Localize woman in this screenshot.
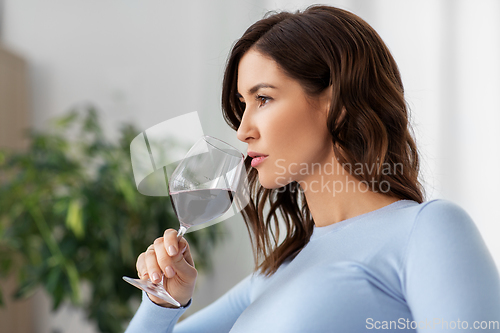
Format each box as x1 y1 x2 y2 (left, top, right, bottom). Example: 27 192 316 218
126 5 500 332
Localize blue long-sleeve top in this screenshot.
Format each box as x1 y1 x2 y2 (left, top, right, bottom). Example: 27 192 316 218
125 199 500 332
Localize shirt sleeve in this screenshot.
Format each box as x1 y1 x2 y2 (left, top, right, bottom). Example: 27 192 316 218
402 199 500 332
125 273 254 333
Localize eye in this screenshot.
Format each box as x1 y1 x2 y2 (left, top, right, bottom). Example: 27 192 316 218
256 95 272 107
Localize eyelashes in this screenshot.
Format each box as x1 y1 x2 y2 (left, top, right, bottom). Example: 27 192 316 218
238 94 273 109
256 95 271 107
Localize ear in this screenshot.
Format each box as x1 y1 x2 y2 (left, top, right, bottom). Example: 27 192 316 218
319 85 334 115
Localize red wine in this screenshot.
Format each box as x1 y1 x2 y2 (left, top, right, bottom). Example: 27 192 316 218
170 189 235 227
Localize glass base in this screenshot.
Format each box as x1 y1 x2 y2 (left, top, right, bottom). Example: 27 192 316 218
122 276 181 307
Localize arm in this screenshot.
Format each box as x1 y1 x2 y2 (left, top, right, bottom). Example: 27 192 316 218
125 292 191 333
173 273 254 332
403 200 500 332
125 273 254 333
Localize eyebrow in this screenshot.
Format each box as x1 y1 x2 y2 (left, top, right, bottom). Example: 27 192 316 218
236 83 277 98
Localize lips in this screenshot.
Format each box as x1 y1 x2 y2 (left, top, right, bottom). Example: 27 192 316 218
250 156 268 167
248 151 268 168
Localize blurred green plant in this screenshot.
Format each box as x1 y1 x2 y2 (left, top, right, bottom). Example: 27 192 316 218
0 107 224 333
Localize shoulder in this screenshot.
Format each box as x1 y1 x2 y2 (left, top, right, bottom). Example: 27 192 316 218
411 199 477 237
401 200 500 315
402 199 491 268
400 198 489 279
416 198 471 221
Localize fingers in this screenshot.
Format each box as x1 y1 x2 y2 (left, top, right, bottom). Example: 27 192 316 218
136 252 147 279
179 238 194 267
136 245 156 280
136 229 197 285
144 244 163 283
159 230 197 281
153 237 174 278
163 229 182 256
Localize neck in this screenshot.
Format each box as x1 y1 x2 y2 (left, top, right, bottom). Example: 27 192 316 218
299 156 399 228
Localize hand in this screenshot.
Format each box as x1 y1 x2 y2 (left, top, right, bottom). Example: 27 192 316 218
136 229 197 308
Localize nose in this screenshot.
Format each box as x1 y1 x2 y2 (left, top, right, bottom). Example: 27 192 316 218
236 110 258 143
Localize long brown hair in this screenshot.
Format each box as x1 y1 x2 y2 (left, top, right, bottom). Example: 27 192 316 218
221 5 424 276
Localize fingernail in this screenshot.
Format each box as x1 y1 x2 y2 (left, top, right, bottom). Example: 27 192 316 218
165 266 175 279
168 245 177 256
152 272 160 282
181 245 187 254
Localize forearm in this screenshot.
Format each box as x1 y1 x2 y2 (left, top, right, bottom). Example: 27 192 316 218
125 292 191 333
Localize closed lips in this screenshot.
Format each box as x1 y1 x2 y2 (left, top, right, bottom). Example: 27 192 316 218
247 151 268 158
248 153 268 167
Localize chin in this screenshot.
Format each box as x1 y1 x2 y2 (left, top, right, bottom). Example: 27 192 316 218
258 173 292 190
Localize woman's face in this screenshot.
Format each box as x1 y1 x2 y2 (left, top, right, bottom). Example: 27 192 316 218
236 49 334 189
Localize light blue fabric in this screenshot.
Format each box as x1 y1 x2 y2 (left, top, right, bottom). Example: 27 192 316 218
125 199 500 332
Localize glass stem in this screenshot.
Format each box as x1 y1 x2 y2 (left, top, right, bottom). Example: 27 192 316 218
177 225 188 239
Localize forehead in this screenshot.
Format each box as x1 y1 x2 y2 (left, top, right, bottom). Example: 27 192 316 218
237 49 290 92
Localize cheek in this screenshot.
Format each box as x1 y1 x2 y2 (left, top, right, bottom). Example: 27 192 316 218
278 110 328 158
278 122 332 180
256 101 330 187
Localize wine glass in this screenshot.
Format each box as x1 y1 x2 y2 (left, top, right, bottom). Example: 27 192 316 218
123 135 245 306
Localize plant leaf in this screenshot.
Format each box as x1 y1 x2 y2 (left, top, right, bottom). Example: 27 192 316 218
66 199 84 239
54 110 79 129
65 260 81 304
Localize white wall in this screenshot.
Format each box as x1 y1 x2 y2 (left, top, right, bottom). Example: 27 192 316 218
2 0 500 332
